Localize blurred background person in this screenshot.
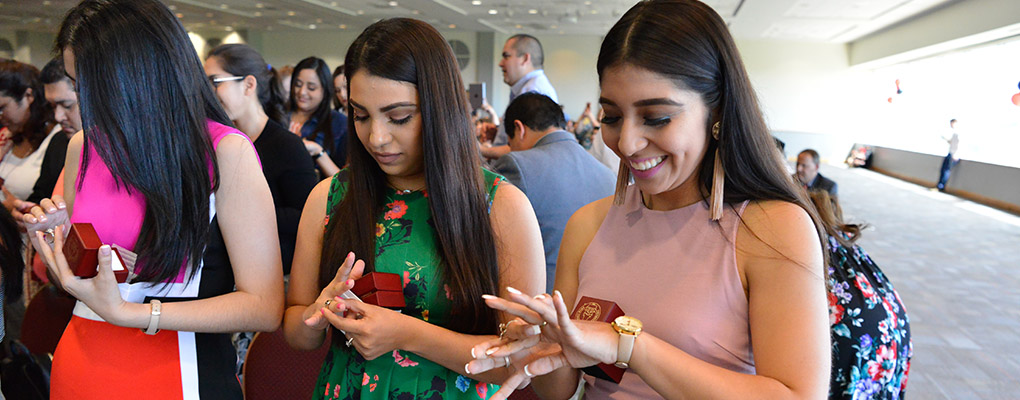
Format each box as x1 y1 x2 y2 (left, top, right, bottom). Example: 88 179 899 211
332 64 347 113
206 43 318 276
0 60 65 210
807 190 912 400
286 56 347 178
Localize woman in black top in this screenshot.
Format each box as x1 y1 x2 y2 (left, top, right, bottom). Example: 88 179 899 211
205 44 318 275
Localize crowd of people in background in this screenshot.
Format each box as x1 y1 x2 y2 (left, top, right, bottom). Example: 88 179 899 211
0 0 913 399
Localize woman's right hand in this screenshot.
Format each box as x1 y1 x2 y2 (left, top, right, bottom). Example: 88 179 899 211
302 251 365 330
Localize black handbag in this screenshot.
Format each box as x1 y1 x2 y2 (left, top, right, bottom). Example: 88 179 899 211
0 340 50 400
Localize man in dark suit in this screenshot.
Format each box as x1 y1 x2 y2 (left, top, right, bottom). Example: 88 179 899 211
492 93 615 292
796 149 838 197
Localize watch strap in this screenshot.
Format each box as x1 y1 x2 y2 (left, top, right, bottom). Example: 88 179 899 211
144 299 162 335
615 330 636 368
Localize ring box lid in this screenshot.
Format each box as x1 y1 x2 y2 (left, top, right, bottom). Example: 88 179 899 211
65 223 132 283
362 291 406 309
352 272 403 297
570 296 627 384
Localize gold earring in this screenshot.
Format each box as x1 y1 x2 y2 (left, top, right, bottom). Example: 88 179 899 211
710 122 724 221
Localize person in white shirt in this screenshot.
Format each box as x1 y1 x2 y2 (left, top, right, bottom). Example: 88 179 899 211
936 118 961 192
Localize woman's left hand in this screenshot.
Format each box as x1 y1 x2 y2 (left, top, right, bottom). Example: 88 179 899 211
34 225 128 323
321 298 412 360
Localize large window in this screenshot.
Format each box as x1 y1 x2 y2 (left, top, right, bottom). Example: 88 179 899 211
859 37 1020 168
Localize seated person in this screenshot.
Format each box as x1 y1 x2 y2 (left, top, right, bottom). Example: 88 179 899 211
492 92 615 292
796 149 838 197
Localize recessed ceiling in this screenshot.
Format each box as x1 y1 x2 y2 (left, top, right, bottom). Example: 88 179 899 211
0 0 954 42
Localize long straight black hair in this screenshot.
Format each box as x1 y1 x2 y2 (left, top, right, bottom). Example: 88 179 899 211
287 57 336 151
599 0 826 262
56 0 231 283
208 44 287 124
0 60 56 149
320 18 500 337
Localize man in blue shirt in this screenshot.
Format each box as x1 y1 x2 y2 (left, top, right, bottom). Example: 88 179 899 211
482 35 562 161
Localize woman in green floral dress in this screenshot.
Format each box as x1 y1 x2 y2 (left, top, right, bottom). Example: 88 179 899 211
282 18 546 400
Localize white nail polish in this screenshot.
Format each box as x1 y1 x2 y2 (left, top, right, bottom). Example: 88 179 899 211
506 287 522 295
471 348 477 359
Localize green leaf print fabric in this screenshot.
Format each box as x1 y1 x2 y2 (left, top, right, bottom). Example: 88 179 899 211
312 169 504 400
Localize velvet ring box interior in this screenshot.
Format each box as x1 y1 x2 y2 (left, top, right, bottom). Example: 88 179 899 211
570 296 626 383
351 272 405 309
64 223 131 283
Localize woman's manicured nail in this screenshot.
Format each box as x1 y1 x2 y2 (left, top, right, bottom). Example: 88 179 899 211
506 287 522 295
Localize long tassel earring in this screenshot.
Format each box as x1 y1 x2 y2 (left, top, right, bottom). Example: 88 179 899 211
710 121 724 221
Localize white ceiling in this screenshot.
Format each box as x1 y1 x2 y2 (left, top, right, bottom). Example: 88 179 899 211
0 0 954 42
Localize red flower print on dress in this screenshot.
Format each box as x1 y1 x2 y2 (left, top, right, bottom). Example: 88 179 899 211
325 383 330 397
403 271 410 288
384 200 408 220
828 291 845 326
393 350 420 367
854 273 877 302
376 223 385 237
362 373 369 385
334 383 342 397
475 382 488 399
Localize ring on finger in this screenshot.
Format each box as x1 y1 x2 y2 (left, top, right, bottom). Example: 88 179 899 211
324 299 332 308
498 322 508 339
503 356 511 368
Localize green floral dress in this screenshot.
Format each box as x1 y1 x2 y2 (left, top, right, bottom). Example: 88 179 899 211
313 169 504 400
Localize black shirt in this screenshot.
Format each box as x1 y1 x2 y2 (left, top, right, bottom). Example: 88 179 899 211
27 129 70 204
253 120 319 274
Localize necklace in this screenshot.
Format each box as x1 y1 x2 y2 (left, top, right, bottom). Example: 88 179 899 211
391 183 426 195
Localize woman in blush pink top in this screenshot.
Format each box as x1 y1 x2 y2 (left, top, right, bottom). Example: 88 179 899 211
468 1 831 399
20 1 283 398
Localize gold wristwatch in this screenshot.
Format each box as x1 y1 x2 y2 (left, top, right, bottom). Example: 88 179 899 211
611 316 643 369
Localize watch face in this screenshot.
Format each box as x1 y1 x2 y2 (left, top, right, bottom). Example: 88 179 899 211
613 316 643 334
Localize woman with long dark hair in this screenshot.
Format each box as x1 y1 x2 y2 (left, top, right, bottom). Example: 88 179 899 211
282 18 545 399
0 60 67 209
468 1 830 399
807 190 912 400
21 0 283 398
287 56 348 177
205 43 318 274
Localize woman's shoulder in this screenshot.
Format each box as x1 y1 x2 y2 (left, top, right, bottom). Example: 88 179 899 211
736 199 823 275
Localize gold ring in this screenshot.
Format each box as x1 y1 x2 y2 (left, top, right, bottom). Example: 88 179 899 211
540 321 547 327
498 322 508 339
324 299 332 308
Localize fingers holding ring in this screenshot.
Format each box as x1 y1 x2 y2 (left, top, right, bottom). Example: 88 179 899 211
324 299 332 309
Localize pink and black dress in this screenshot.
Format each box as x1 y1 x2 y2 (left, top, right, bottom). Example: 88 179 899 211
50 121 251 399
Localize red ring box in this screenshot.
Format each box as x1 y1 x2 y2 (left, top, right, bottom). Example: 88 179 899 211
352 272 405 309
64 223 130 283
570 296 626 383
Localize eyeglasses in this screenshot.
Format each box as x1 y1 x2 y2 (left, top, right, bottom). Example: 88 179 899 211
209 75 245 88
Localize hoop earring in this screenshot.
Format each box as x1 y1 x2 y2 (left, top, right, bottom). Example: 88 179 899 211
710 121 724 221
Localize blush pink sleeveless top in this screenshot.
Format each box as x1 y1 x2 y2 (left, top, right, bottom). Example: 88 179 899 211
575 185 755 399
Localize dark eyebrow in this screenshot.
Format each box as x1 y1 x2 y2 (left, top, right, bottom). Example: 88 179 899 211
599 97 683 108
634 98 683 107
349 99 366 111
380 102 416 113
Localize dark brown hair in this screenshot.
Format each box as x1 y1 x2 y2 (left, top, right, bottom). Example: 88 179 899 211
0 60 56 149
208 43 287 124
320 18 499 338
599 0 826 262
807 190 864 247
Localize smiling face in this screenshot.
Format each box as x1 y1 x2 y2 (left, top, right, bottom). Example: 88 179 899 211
349 70 424 189
0 92 31 133
292 68 324 114
599 63 712 207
